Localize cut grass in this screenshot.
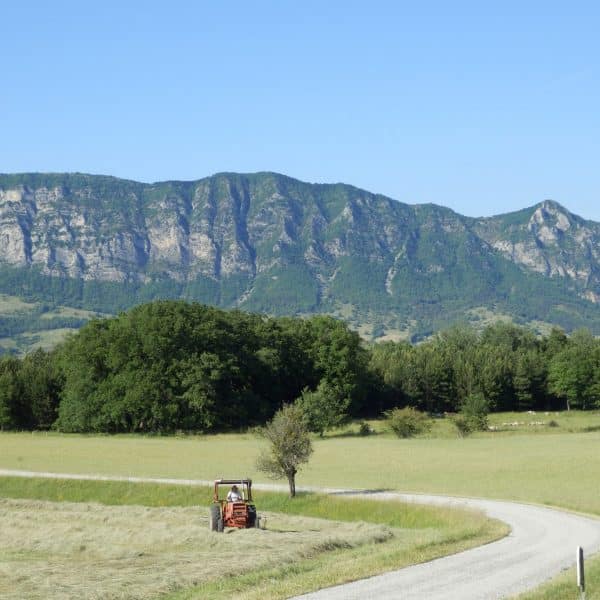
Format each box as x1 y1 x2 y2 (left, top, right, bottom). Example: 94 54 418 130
0 477 505 600
0 497 390 600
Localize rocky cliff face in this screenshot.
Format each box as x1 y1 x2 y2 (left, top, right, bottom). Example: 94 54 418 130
0 172 599 334
472 200 600 303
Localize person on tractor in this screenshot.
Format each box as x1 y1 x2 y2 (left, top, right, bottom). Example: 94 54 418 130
227 485 243 502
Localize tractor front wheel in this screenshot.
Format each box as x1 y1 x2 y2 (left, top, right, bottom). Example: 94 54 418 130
209 504 222 532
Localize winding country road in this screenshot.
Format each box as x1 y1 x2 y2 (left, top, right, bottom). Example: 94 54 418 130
294 492 600 599
1 469 599 599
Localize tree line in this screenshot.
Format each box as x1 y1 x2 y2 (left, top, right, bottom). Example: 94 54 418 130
1 300 599 433
370 324 600 414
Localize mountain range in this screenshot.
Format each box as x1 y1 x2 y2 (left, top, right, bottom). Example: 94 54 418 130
1 171 600 350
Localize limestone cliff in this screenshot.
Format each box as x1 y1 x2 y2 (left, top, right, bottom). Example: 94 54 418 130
1 172 599 336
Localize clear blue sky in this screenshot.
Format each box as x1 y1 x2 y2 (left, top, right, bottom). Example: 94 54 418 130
2 1 599 219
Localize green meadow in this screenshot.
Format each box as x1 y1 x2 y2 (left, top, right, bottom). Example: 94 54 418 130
1 412 600 598
2 415 600 514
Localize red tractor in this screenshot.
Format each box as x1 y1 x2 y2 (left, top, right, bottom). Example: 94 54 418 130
209 478 258 532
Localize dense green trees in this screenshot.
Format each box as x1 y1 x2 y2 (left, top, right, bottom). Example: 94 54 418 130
547 329 600 410
370 322 600 415
2 300 600 433
54 303 368 433
0 349 61 430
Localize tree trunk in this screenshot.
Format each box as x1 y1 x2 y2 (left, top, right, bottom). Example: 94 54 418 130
287 472 296 498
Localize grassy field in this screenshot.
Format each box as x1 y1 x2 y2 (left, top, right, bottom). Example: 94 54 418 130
0 294 103 320
1 413 600 598
0 477 502 600
2 415 600 515
0 327 79 353
0 294 38 313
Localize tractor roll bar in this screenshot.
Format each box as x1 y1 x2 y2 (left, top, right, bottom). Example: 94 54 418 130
213 478 253 502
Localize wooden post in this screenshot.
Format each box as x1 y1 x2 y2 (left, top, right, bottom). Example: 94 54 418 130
577 546 585 599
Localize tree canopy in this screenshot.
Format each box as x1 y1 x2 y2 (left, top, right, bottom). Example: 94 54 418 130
256 403 313 497
2 301 600 434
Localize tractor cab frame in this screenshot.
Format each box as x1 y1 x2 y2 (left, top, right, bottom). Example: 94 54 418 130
209 478 258 531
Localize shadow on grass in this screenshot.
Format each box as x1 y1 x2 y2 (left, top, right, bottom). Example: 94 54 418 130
331 489 393 496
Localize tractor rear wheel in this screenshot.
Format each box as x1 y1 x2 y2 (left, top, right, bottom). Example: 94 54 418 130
209 504 221 532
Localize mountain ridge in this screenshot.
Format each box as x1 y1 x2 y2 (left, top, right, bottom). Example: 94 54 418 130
0 170 581 218
1 171 599 345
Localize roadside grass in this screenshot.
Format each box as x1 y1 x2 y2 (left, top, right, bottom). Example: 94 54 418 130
0 477 505 600
518 554 600 600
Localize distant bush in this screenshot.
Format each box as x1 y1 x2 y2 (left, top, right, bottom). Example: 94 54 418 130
452 414 474 437
547 419 559 428
462 393 490 430
452 393 490 437
358 421 372 436
386 407 431 438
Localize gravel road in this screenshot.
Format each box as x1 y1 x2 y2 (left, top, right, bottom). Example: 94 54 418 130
294 492 600 599
1 469 599 599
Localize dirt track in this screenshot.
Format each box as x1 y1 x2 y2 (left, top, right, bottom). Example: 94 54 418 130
2 469 599 599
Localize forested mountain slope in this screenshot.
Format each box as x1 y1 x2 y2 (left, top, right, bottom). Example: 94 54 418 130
1 171 599 346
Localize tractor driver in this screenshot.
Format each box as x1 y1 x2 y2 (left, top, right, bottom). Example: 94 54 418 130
227 485 243 502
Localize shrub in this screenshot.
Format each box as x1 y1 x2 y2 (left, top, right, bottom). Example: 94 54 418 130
452 414 473 437
385 407 431 438
547 419 559 428
460 392 490 432
358 421 372 436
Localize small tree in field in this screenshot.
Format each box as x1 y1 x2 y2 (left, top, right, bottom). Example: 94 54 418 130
256 404 313 497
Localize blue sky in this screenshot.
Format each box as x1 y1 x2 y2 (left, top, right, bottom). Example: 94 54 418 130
2 1 599 219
